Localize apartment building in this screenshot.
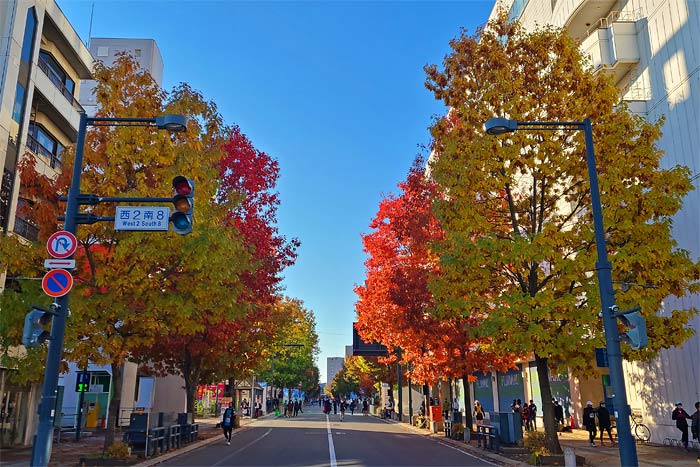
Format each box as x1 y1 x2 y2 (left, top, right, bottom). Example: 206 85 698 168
327 357 345 388
0 0 92 445
487 0 699 443
79 37 163 115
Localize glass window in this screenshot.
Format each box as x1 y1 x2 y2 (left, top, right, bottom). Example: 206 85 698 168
20 8 37 63
12 83 25 123
39 51 67 82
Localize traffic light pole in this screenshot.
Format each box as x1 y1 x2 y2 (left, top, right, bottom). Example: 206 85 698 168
31 112 88 467
30 113 187 466
582 119 638 467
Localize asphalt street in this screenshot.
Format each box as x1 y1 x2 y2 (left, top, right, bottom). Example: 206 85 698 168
163 405 497 467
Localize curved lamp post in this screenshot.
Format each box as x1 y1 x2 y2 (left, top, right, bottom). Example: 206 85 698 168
32 113 186 467
484 117 638 467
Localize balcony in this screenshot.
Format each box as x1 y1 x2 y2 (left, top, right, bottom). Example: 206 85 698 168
14 216 39 242
37 56 83 112
26 133 62 169
581 12 640 86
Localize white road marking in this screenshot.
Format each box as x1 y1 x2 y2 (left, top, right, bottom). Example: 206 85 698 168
437 441 500 466
326 414 337 467
212 428 272 466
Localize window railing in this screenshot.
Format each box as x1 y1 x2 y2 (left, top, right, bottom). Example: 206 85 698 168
37 57 84 112
14 216 39 242
26 133 61 169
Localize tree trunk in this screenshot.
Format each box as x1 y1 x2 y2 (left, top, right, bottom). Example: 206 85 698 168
104 363 123 449
534 354 562 454
182 348 199 417
462 373 473 432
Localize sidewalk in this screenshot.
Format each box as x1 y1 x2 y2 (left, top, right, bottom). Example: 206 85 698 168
383 417 700 467
0 415 260 467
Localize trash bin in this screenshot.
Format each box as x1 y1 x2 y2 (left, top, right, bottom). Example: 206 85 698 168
430 405 443 422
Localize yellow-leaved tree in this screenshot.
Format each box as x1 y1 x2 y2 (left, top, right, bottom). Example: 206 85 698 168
425 14 698 453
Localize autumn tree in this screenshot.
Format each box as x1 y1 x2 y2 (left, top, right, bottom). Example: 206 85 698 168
355 156 515 430
425 13 698 453
10 54 252 448
256 297 320 398
145 124 300 412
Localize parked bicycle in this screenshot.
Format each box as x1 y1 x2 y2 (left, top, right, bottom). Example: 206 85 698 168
612 413 651 442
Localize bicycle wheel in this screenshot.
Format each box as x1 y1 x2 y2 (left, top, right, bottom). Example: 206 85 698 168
635 423 651 442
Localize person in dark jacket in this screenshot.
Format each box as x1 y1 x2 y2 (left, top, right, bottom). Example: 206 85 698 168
221 402 235 445
597 401 615 446
672 401 692 449
553 400 565 431
583 401 597 446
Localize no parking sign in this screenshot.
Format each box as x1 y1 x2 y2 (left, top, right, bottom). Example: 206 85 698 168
42 269 73 298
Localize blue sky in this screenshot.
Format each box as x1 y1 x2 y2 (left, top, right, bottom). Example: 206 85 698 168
57 0 494 382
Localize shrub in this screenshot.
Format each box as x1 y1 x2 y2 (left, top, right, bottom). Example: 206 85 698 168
451 423 465 440
105 442 131 459
523 430 550 454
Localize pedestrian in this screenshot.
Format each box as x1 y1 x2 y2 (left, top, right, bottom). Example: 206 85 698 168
583 401 597 446
293 399 300 417
324 398 331 415
522 404 531 431
287 399 294 418
473 400 485 427
693 402 700 464
597 401 615 446
362 399 369 416
529 400 538 431
672 401 692 449
442 399 450 422
333 398 338 414
553 400 565 431
452 398 460 421
222 402 235 445
340 399 346 421
350 399 356 415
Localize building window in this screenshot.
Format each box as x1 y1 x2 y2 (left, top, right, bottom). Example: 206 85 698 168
20 8 37 64
0 169 13 231
97 46 109 57
12 83 26 123
134 49 141 57
27 123 63 169
14 198 39 242
38 50 75 96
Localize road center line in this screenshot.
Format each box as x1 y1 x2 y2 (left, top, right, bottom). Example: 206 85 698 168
212 428 272 466
326 414 337 467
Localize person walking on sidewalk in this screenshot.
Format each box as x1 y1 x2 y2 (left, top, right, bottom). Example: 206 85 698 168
597 401 615 446
583 401 597 446
528 400 538 431
222 402 235 445
693 402 700 463
473 401 485 426
672 401 692 449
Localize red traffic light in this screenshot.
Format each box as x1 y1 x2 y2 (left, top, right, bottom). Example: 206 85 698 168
173 176 193 196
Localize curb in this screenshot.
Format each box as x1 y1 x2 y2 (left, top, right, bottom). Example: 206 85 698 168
376 416 529 467
132 414 271 467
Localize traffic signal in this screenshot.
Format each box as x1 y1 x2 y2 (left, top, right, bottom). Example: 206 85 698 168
22 305 56 348
619 311 648 350
171 176 194 235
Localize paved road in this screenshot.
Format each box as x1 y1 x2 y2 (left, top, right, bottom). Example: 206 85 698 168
164 405 496 467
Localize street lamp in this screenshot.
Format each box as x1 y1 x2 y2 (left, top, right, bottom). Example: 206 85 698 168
484 117 638 467
31 113 186 467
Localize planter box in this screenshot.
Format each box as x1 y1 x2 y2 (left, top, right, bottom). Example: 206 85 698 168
536 454 585 466
79 458 130 467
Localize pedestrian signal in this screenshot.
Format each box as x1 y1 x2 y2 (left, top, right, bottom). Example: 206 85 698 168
22 304 58 348
619 311 648 350
171 176 194 235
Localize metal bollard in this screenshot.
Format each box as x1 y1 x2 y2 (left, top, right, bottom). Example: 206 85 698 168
564 447 576 467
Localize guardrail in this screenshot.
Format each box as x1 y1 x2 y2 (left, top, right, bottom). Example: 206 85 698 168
476 424 499 451
37 57 84 112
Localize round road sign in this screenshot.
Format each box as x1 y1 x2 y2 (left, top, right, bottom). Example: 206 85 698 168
42 269 74 298
47 231 78 259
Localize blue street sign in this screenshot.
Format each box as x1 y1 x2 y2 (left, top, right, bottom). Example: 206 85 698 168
41 269 73 298
75 371 90 392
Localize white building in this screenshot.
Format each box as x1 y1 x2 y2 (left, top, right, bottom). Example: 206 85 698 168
0 0 92 446
326 357 344 388
489 0 700 443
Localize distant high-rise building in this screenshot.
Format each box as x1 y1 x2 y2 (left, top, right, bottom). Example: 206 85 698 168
326 357 344 388
79 37 163 115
